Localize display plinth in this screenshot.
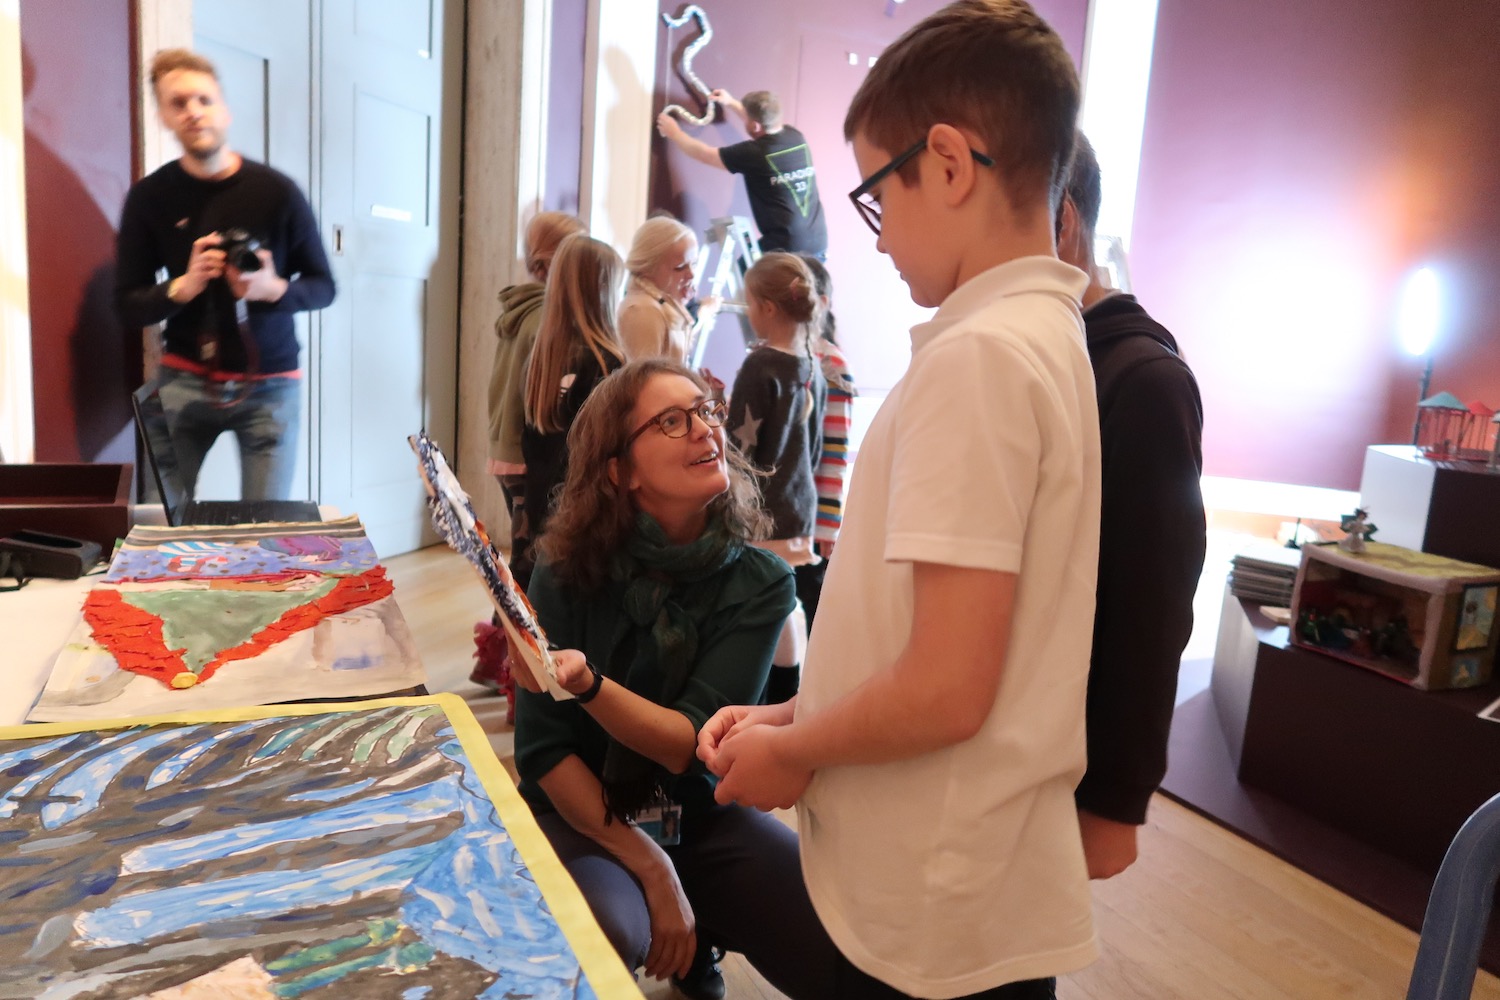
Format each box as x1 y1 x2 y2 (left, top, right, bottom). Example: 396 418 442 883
0 464 132 554
1360 444 1500 569
1213 594 1500 871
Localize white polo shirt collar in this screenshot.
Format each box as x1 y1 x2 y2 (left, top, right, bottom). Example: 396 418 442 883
910 255 1088 354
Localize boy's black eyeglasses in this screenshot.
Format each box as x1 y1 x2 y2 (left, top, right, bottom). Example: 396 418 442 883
624 399 729 449
849 138 996 235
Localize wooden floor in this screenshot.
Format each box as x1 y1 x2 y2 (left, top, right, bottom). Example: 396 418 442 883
386 545 1500 1000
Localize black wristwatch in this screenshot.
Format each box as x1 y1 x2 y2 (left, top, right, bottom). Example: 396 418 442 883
574 660 604 705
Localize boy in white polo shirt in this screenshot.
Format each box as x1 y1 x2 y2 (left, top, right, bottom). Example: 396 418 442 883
698 2 1100 997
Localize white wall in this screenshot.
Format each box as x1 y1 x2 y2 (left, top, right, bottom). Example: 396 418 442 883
458 0 551 530
0 0 32 463
580 0 657 251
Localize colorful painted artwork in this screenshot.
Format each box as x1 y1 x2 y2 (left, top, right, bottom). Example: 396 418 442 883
659 5 718 125
29 518 424 724
409 433 569 701
0 695 641 1000
1457 584 1497 652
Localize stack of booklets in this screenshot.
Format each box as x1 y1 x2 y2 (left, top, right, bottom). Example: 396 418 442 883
1229 545 1303 607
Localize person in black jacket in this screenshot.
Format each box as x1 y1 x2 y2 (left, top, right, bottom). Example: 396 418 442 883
115 49 334 501
1057 131 1207 878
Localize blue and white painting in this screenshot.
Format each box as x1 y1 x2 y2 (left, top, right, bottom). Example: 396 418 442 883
0 702 621 999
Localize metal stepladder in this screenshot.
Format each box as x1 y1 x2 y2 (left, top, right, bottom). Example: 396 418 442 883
686 215 761 369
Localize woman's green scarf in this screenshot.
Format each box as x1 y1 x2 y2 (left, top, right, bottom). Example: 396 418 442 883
600 510 742 820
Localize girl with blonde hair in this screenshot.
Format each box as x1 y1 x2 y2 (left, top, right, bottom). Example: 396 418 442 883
619 215 719 363
475 211 585 703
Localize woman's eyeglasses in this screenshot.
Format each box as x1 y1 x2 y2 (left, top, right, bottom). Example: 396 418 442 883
624 399 728 449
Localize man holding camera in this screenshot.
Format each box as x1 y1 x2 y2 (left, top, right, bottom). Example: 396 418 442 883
115 48 334 501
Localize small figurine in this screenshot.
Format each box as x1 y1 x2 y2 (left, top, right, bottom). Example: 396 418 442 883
1338 507 1378 554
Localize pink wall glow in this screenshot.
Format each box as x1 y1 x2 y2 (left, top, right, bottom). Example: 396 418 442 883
1130 0 1500 490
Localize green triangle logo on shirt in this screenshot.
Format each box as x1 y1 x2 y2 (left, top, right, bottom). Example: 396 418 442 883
766 144 815 219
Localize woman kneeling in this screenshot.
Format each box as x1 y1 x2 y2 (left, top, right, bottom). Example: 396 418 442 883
511 358 836 999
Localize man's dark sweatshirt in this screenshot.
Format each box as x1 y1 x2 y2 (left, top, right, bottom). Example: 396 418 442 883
1075 293 1207 825
114 159 335 374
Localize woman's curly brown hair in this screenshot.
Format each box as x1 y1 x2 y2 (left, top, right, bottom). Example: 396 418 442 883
537 358 768 592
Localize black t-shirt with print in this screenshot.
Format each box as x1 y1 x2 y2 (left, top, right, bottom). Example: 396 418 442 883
719 125 828 255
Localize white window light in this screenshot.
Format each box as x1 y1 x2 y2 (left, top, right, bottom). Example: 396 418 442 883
1078 0 1161 252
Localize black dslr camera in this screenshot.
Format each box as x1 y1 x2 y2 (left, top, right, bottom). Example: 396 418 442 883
218 228 264 272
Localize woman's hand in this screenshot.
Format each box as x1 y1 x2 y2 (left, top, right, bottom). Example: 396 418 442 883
639 857 697 981
550 648 595 697
504 639 597 699
534 760 697 979
503 632 546 694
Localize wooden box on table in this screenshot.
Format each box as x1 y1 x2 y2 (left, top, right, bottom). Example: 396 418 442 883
0 463 132 555
1290 540 1500 690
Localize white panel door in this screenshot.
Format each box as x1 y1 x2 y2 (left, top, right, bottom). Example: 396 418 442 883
191 0 315 502
318 0 460 555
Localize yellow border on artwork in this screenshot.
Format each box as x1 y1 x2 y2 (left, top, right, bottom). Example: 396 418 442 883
0 693 645 999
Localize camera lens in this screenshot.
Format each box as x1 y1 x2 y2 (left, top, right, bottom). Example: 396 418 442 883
219 229 263 272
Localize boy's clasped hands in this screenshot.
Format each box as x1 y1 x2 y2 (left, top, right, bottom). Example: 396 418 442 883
697 701 811 810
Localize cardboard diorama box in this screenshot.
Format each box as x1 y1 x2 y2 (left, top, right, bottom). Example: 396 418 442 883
1290 541 1500 690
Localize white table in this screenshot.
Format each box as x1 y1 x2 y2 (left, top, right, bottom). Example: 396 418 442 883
1 504 361 725
1 574 93 724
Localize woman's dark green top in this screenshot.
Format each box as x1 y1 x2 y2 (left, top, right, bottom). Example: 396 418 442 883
514 542 795 818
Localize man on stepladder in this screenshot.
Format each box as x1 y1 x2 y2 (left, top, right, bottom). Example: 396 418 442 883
657 90 829 259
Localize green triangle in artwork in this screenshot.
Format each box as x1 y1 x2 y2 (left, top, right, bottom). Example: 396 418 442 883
767 144 814 219
122 580 339 674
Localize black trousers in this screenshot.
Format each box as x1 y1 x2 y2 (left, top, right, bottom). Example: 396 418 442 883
537 806 1059 1000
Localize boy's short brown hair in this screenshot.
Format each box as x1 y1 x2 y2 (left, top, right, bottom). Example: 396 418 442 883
149 48 219 100
742 91 783 131
844 0 1079 216
1063 131 1102 237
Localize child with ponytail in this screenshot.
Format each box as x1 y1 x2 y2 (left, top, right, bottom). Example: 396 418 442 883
796 253 857 631
728 251 828 703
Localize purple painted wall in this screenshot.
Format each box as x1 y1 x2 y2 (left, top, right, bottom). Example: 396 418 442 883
544 0 587 215
650 0 1089 391
20 0 137 464
1130 0 1500 490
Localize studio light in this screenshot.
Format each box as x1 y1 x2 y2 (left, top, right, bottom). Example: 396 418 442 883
1398 265 1441 358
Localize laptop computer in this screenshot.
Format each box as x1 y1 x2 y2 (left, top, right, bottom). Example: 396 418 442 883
130 381 323 527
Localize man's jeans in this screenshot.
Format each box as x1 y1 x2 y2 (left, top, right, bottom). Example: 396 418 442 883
157 367 301 501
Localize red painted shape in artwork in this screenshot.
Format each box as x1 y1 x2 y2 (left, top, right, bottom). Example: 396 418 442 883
81 589 190 685
83 567 396 689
